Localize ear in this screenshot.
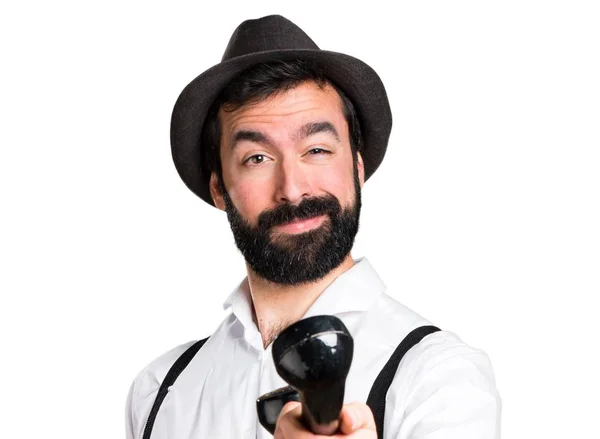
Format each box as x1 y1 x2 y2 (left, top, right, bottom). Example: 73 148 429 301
356 152 365 188
209 172 226 211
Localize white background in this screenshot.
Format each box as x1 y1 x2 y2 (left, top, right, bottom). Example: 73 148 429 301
1 1 598 438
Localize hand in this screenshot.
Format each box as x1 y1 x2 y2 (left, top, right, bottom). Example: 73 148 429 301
273 401 377 438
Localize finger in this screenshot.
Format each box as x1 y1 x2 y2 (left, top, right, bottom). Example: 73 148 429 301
338 402 377 435
280 400 301 417
274 401 305 439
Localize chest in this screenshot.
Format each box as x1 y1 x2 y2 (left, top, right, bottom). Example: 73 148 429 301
149 334 397 439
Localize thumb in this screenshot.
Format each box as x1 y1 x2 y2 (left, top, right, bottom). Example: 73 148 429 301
279 401 301 418
338 402 377 434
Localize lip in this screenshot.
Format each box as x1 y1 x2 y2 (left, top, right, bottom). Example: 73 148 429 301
271 215 327 234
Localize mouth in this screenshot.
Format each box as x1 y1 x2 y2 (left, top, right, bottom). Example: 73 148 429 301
271 215 328 235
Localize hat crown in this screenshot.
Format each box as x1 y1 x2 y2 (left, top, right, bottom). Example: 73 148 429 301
222 15 320 61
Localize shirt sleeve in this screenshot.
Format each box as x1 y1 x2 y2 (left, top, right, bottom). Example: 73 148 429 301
125 378 137 439
390 348 501 439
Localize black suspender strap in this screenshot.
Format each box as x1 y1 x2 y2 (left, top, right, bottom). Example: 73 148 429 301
366 325 441 439
142 337 210 439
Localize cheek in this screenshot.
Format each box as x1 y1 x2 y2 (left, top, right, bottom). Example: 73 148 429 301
331 148 358 202
316 165 356 205
227 179 272 222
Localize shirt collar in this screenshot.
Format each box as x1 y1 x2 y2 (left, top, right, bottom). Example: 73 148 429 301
222 257 386 328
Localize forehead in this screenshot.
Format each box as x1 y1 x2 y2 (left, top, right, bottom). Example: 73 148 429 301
218 81 346 136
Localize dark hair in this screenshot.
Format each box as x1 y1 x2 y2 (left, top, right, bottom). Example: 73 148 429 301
201 59 364 185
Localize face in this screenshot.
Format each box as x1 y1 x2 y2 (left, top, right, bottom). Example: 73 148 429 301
210 81 365 285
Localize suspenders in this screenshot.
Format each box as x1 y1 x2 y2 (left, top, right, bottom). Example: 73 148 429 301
367 325 441 439
142 338 210 439
143 325 441 439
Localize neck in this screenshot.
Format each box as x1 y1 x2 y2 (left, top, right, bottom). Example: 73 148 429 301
246 254 356 349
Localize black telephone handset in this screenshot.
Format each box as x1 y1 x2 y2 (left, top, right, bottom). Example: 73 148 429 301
256 315 354 435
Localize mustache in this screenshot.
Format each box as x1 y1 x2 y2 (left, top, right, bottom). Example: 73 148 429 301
257 195 341 230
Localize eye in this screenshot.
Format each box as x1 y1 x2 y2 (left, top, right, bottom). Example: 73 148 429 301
243 154 269 166
307 148 331 155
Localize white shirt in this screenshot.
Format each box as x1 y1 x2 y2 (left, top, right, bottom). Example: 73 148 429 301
125 258 501 438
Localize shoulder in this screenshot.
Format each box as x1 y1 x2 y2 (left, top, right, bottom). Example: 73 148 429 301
125 341 197 438
125 339 199 438
395 329 499 398
127 312 237 400
367 290 496 382
362 290 501 437
133 340 199 391
124 311 237 438
385 325 501 437
361 291 497 388
374 293 498 401
357 291 434 351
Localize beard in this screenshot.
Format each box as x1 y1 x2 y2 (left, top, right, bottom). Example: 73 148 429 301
219 168 362 285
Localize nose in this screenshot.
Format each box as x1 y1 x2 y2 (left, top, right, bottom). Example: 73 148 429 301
274 158 312 205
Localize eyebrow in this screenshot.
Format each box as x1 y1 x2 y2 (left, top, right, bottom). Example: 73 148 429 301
231 130 273 150
230 121 340 151
294 121 340 142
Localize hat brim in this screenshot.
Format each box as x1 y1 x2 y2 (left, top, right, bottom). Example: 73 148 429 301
170 49 392 207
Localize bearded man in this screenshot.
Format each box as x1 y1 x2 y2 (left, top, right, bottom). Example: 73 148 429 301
126 15 501 439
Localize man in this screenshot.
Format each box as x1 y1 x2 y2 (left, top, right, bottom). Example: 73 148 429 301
125 15 501 439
